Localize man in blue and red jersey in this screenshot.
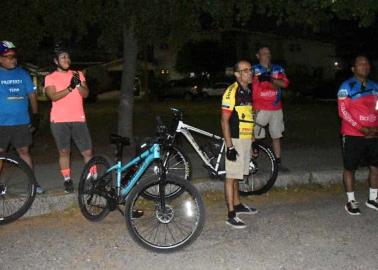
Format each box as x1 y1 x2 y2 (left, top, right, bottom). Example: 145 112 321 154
252 46 289 171
338 55 378 215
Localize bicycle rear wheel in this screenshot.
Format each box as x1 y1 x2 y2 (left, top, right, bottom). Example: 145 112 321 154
78 156 113 221
0 154 36 225
125 175 205 253
239 141 278 196
142 145 192 200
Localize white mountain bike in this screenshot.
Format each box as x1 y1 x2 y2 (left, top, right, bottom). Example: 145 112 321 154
157 108 278 196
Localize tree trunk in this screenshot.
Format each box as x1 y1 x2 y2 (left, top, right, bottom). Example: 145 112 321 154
118 23 138 139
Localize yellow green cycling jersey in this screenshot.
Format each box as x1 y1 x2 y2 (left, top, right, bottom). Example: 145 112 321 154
222 82 254 139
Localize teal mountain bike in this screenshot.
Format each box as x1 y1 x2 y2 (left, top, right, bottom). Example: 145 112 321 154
78 134 205 253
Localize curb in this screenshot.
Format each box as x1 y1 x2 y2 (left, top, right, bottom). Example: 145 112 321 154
25 192 77 218
21 168 369 219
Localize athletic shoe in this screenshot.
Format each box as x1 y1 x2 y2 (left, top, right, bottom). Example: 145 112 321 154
226 216 247 229
234 203 258 216
278 163 290 172
64 180 74 194
365 199 378 211
36 185 45 194
345 201 361 215
277 158 290 172
0 184 6 195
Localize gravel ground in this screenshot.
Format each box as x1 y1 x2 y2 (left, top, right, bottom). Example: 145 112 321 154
1 187 377 270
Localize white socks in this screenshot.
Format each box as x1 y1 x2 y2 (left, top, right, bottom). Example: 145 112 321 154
347 189 378 202
346 192 355 202
369 188 378 201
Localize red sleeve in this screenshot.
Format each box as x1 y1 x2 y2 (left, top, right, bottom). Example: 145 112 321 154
337 97 362 130
274 72 289 88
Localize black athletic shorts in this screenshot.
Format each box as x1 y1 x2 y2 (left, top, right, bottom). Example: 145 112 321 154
0 125 32 150
342 135 378 170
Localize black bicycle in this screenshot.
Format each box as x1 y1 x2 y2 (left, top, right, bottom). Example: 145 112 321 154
0 154 37 225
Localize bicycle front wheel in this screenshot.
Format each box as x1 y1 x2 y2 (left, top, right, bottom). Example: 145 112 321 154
239 141 278 196
0 154 36 225
142 145 192 200
125 175 205 253
78 156 113 222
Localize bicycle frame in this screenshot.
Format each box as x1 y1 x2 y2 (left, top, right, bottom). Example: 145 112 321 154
172 120 226 176
105 143 161 197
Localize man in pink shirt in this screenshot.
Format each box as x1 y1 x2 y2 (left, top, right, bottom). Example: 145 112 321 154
44 46 94 193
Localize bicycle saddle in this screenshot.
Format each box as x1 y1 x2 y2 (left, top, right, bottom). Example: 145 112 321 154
109 134 130 146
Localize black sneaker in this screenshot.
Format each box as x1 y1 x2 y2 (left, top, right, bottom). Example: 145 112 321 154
345 201 361 215
365 199 378 211
278 163 290 172
234 203 258 216
277 158 290 172
226 216 247 229
64 180 74 194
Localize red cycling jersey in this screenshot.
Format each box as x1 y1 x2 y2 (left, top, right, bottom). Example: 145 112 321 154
252 64 289 111
337 77 378 136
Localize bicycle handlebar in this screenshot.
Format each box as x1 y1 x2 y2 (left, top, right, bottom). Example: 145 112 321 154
170 107 183 121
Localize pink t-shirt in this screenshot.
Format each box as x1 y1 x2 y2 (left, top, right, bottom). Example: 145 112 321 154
45 70 86 123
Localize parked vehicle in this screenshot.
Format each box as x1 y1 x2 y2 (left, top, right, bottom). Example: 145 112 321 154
158 79 203 100
202 82 229 97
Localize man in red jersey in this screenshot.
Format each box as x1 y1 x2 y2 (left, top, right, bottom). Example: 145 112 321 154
252 46 289 171
337 54 378 215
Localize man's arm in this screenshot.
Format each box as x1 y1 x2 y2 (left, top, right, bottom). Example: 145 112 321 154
28 92 38 114
77 81 89 98
338 97 375 136
272 78 287 88
272 72 289 89
221 111 233 148
45 85 72 101
28 92 40 131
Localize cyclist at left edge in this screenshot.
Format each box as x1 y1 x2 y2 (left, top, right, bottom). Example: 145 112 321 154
0 40 44 194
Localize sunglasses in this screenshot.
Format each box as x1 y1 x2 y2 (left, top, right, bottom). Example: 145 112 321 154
0 54 17 60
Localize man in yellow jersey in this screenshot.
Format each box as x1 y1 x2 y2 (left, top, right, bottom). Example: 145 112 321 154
221 60 258 229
